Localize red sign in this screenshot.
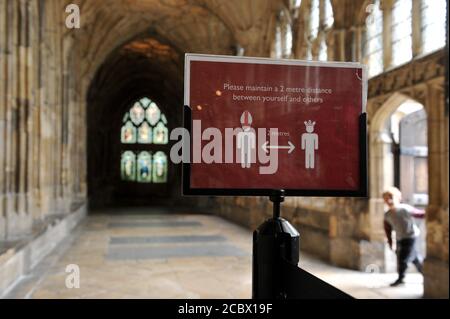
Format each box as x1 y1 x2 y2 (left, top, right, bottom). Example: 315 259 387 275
184 54 367 195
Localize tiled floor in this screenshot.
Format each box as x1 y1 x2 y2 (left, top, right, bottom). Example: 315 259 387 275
4 210 423 299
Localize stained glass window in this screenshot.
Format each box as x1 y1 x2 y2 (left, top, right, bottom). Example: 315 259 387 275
137 151 152 183
153 151 168 183
161 114 168 125
146 102 161 126
121 121 136 144
130 102 145 125
421 0 447 54
153 122 168 145
121 151 136 181
140 97 151 107
120 97 169 183
138 122 152 144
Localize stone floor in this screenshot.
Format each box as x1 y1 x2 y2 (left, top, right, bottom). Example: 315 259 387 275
3 208 423 299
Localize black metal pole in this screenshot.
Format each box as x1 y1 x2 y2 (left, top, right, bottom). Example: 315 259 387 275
253 189 298 299
270 189 285 219
253 190 353 299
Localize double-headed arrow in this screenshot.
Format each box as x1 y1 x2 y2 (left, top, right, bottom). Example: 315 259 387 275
262 141 296 154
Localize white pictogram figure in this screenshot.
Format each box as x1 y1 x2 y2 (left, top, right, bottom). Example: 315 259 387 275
301 120 319 169
237 111 256 168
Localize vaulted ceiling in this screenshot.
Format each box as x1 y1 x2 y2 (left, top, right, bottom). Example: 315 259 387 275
66 0 283 89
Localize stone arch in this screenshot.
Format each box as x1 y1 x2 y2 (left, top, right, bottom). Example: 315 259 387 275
369 92 427 197
356 0 375 26
368 92 429 270
81 11 238 208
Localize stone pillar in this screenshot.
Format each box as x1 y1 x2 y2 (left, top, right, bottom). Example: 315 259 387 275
292 5 307 59
424 83 449 298
381 0 393 71
328 0 366 63
353 25 364 63
5 0 21 239
368 130 396 271
39 0 58 219
411 0 422 58
16 0 33 234
50 0 62 214
28 0 41 222
329 28 346 61
0 0 6 240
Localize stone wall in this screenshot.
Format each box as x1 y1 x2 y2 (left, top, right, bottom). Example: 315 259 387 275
213 196 376 270
0 0 86 241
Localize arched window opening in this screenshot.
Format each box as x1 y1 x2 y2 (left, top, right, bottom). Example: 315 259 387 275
324 0 334 29
371 97 428 272
364 0 383 77
421 0 447 54
310 0 320 39
153 151 168 183
121 151 136 182
391 0 412 67
120 97 169 184
390 101 428 265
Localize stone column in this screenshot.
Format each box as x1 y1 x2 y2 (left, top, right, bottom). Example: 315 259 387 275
381 0 393 71
292 4 308 59
0 0 6 240
411 0 422 58
369 129 396 271
39 0 58 219
16 0 33 235
329 28 347 61
353 25 364 63
329 0 366 62
28 0 41 222
424 83 449 298
54 0 63 213
5 0 21 239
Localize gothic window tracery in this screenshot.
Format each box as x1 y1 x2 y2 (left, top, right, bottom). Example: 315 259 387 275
120 97 169 183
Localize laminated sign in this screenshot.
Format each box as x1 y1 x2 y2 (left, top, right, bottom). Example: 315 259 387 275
183 54 368 197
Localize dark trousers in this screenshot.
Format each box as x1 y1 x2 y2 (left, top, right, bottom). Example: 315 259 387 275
397 237 423 279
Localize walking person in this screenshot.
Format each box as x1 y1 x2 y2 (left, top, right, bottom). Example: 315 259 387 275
382 187 425 286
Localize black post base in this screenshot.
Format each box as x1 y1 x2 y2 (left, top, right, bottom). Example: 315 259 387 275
252 190 353 299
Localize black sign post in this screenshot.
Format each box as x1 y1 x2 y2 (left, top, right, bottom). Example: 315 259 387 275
252 189 352 299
